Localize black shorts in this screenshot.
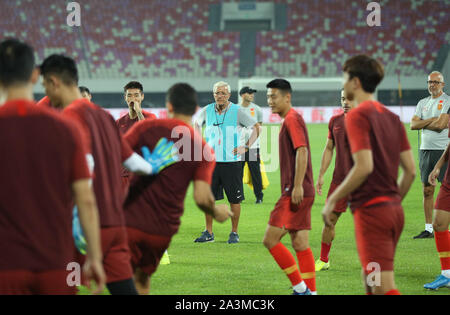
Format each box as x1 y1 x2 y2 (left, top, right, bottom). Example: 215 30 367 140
419 150 448 185
212 162 244 204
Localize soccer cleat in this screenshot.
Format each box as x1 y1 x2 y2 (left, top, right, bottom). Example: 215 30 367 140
255 199 263 204
413 230 434 239
424 275 450 290
194 230 215 243
227 232 240 244
292 288 312 295
160 250 170 265
315 259 330 271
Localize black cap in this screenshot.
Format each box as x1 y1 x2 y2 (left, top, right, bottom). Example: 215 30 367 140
239 86 257 95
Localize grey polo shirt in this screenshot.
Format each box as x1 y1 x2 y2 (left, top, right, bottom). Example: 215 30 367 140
239 103 263 149
414 93 450 150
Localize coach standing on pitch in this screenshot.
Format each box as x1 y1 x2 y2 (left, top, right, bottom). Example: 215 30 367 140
411 71 449 239
194 81 261 244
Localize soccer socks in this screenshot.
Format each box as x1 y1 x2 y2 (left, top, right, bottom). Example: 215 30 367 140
320 242 331 263
297 248 316 294
435 230 450 277
269 243 304 291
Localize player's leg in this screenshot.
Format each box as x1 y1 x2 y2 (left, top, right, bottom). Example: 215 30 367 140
415 151 435 238
223 162 244 243
289 229 316 294
263 224 309 294
195 166 222 242
316 211 342 271
134 268 150 295
424 207 450 290
102 227 138 295
248 149 263 203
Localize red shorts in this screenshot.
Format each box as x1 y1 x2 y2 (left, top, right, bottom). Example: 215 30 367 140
435 183 450 212
75 226 133 283
268 196 314 231
0 270 77 295
126 227 172 276
326 181 349 213
354 201 404 272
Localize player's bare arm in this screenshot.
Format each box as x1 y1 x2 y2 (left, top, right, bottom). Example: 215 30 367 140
410 115 437 130
233 122 262 155
316 138 335 195
291 146 308 206
71 178 106 294
426 113 450 132
428 143 450 186
397 149 416 199
193 180 232 223
322 149 373 226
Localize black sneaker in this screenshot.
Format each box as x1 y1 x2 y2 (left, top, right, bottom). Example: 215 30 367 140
413 230 434 239
194 230 214 243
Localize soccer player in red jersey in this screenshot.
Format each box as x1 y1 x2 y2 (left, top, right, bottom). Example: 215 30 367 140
116 81 157 134
425 121 450 290
315 90 355 271
263 79 317 295
322 55 416 295
40 55 168 295
0 39 105 295
123 83 232 295
116 81 157 195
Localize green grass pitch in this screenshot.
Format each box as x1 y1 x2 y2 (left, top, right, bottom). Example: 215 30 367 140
81 123 449 295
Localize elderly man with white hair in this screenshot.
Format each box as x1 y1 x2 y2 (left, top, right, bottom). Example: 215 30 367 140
411 71 450 239
193 81 261 244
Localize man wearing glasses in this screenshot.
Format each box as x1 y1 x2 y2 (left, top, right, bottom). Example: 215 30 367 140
411 71 450 239
194 81 261 244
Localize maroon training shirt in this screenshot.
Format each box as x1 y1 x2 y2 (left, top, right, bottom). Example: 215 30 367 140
345 100 411 210
123 119 215 237
116 110 156 179
63 99 134 228
279 108 315 198
0 100 90 272
328 113 353 184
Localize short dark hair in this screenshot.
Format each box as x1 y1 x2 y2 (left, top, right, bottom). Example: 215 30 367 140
266 78 292 94
79 86 91 95
166 83 198 116
124 81 143 94
0 38 35 87
343 55 384 93
40 54 79 86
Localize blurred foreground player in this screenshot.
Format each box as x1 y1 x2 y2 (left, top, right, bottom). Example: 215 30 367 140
322 55 416 295
315 90 355 271
424 122 450 290
0 39 105 295
263 79 316 295
40 55 174 295
123 83 232 295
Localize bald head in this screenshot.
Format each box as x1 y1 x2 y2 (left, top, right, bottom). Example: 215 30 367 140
428 71 445 98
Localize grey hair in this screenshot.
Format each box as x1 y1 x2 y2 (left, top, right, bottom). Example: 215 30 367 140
429 71 444 83
213 81 231 94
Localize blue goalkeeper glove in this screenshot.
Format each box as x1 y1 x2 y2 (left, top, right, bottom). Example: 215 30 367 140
72 206 87 255
141 137 179 174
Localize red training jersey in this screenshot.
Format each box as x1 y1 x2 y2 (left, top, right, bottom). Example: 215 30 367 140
279 108 315 198
328 113 353 184
123 119 215 237
0 100 90 272
63 99 134 228
116 110 156 178
345 100 411 211
443 121 450 188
